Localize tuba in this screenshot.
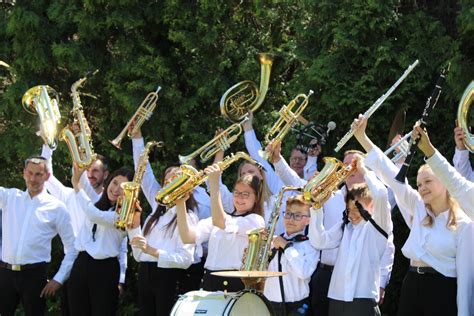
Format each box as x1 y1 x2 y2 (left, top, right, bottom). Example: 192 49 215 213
22 85 61 150
110 86 162 149
303 157 355 208
242 186 303 274
259 90 313 161
220 53 273 123
456 81 474 152
178 116 248 164
156 152 257 207
115 140 164 230
60 70 98 168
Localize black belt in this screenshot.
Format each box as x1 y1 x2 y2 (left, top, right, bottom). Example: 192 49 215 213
317 262 334 272
409 266 441 275
0 261 47 272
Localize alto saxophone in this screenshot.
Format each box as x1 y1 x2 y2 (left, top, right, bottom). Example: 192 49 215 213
242 186 302 273
115 140 164 230
61 70 98 168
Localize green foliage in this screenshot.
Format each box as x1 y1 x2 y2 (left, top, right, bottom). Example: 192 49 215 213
1 1 472 314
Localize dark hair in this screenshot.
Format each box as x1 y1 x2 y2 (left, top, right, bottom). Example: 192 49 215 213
95 154 109 173
143 164 197 236
94 167 134 211
233 173 264 217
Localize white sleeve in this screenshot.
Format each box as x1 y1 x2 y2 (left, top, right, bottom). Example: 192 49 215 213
427 150 474 220
283 242 319 280
132 138 160 210
273 158 307 187
304 156 318 180
219 180 235 213
308 207 343 249
364 147 421 228
127 226 146 262
195 217 213 246
452 148 474 182
364 171 392 234
243 129 284 195
455 222 474 316
75 189 118 228
193 186 211 220
118 238 127 284
52 206 79 284
45 174 74 204
40 144 54 174
79 172 101 203
379 234 395 289
224 214 265 235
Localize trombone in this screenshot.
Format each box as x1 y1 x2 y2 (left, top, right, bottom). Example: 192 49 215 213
110 86 162 149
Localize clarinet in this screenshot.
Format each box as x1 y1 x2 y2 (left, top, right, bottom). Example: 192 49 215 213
394 64 450 182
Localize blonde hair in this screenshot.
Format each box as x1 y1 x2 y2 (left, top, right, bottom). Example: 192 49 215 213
418 164 459 230
286 194 311 212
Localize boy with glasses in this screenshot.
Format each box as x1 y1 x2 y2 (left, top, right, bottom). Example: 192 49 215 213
264 195 318 315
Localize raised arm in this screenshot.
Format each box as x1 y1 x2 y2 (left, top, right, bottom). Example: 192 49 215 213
206 164 227 230
308 207 344 250
271 141 307 187
175 197 197 244
453 126 474 182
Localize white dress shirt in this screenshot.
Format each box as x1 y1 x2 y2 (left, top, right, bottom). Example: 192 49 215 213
304 155 318 180
0 187 78 284
264 231 319 303
41 144 128 283
429 150 474 220
365 146 474 316
74 190 127 260
128 206 195 269
309 171 393 302
196 213 265 270
452 148 474 182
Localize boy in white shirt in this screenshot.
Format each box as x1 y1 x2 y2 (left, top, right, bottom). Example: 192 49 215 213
264 195 318 316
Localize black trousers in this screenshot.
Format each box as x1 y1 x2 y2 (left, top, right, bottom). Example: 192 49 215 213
397 271 457 316
200 268 245 292
329 298 380 316
270 298 310 316
67 252 120 316
0 263 48 316
138 262 180 316
310 265 333 316
176 261 205 295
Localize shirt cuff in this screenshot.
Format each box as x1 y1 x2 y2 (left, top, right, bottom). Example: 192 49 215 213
127 227 142 240
119 271 126 284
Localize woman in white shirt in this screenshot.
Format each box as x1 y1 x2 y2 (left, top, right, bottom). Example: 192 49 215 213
177 164 266 292
127 165 196 316
68 166 134 315
352 115 474 316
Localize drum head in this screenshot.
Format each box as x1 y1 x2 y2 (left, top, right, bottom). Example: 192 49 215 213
229 291 271 316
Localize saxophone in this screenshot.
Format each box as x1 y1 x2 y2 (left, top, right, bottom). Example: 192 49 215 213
115 140 164 230
60 70 98 168
242 186 303 272
155 151 258 207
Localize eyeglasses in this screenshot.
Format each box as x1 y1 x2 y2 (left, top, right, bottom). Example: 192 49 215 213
232 190 254 199
289 157 306 163
283 211 309 221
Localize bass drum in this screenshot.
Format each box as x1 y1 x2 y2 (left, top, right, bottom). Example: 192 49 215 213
170 290 273 316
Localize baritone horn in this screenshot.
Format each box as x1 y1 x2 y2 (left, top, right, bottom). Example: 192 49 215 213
22 85 61 150
220 53 273 123
457 81 474 152
259 90 313 161
178 116 249 164
61 70 98 168
110 86 162 149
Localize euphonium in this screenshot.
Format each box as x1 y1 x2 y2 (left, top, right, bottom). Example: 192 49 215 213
156 151 257 207
242 186 303 273
115 140 164 230
259 90 313 161
61 70 98 168
110 86 162 149
220 53 273 123
22 85 61 150
179 116 249 164
303 157 355 208
456 81 474 153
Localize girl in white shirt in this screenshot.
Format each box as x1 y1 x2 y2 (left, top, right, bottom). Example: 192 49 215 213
128 165 196 316
352 115 474 316
69 166 134 316
177 165 266 292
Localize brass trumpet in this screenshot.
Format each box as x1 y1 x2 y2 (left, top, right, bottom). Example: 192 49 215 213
61 70 98 168
457 81 474 152
259 90 313 161
22 85 61 150
110 86 162 149
178 116 249 164
156 152 257 207
220 53 273 123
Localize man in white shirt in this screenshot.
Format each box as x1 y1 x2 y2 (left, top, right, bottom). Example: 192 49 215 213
0 156 78 316
452 126 474 182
